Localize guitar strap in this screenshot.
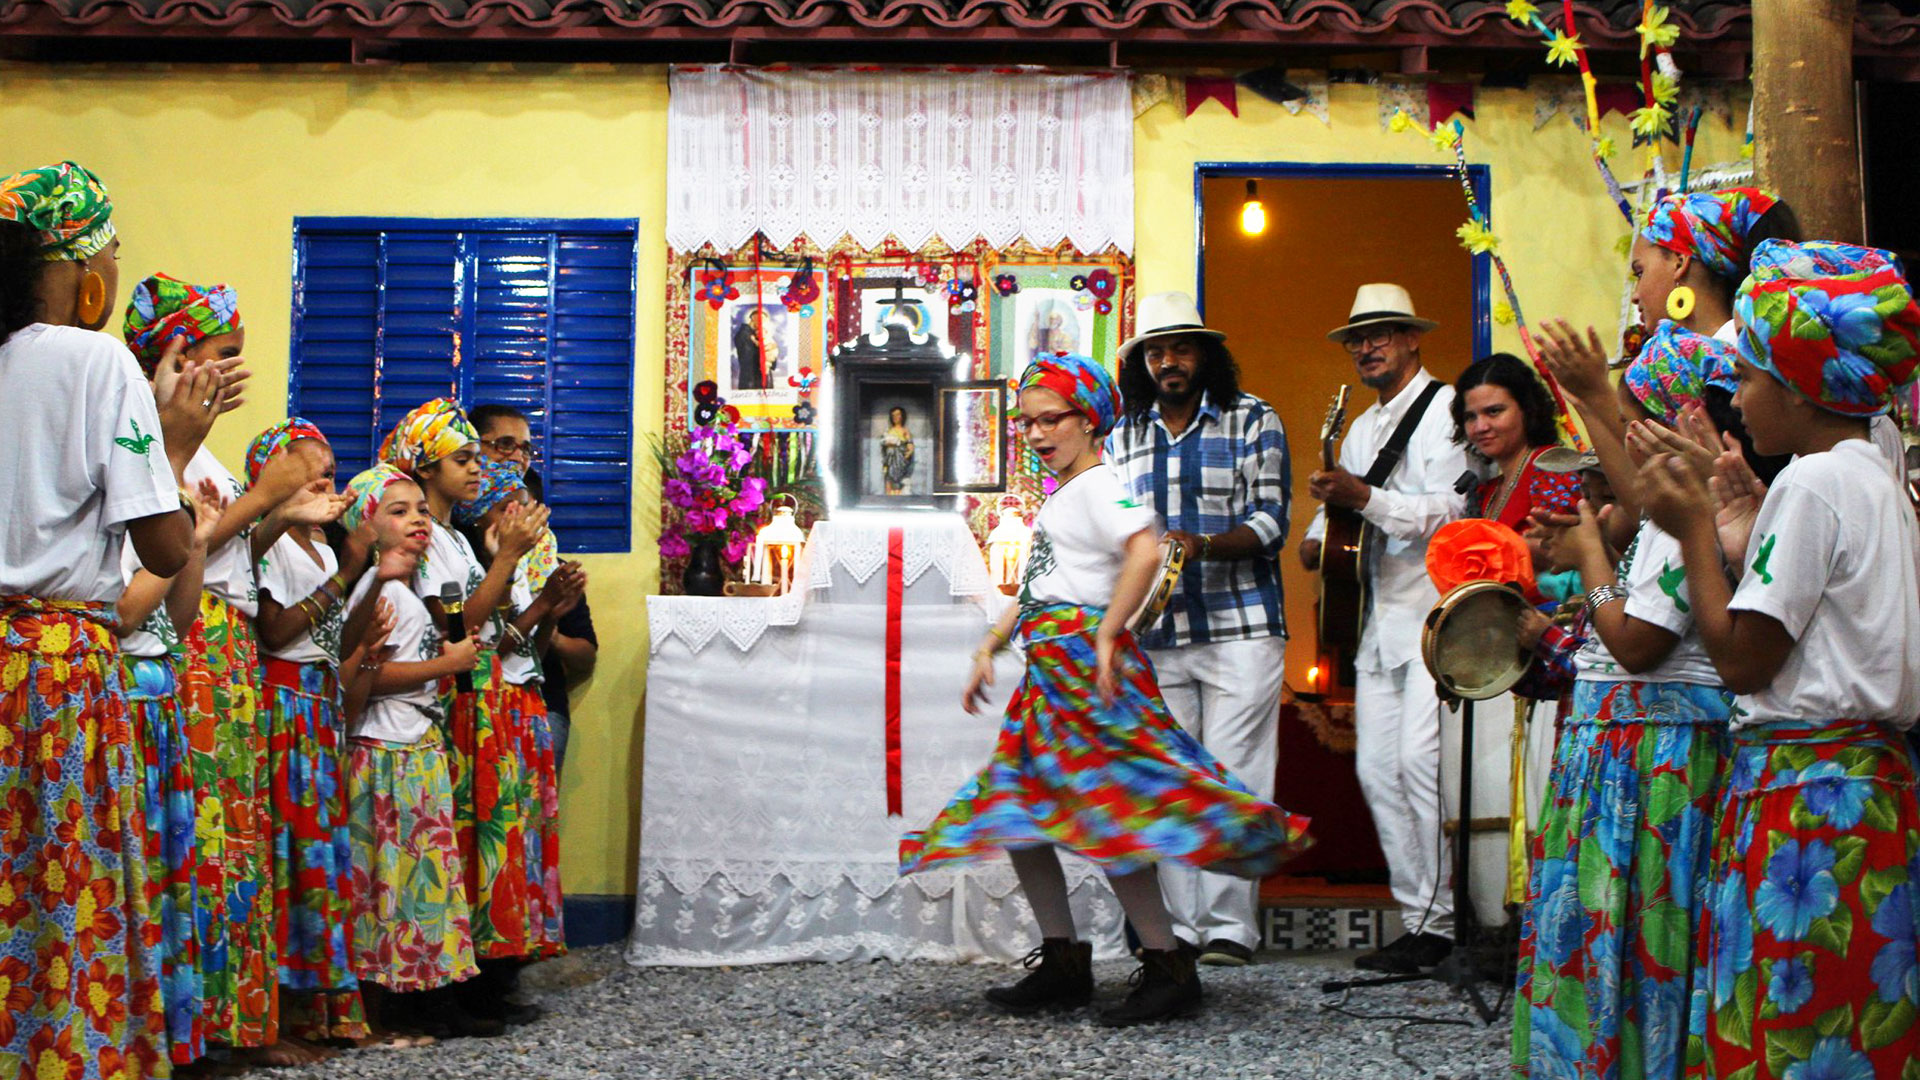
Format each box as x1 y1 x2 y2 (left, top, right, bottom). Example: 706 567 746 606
1360 381 1444 488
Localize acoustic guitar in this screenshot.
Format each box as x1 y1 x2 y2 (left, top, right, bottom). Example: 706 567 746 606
1317 386 1368 655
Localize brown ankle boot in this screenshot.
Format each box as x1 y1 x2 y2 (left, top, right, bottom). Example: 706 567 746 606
1098 946 1202 1027
984 938 1093 1014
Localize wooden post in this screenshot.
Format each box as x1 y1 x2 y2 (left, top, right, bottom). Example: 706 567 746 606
1752 0 1865 243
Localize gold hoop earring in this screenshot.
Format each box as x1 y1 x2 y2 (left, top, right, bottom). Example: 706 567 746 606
75 269 107 327
1666 286 1696 322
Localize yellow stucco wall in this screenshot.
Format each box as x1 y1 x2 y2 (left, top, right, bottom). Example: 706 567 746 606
1 63 1748 901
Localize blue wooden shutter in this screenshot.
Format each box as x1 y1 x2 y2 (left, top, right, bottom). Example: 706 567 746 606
292 218 637 553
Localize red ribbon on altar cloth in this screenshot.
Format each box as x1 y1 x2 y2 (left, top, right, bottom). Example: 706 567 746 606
885 527 905 817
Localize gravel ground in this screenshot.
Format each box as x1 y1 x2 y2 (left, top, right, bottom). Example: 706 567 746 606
263 945 1513 1080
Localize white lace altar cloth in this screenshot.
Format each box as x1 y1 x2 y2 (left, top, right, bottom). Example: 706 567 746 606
665 66 1135 256
630 513 1126 966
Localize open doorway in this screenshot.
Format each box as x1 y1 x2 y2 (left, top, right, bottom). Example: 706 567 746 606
1198 163 1489 894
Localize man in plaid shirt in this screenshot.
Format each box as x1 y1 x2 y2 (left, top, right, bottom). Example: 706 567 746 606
1104 292 1292 967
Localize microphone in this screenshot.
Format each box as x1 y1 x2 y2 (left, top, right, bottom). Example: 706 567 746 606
439 582 472 693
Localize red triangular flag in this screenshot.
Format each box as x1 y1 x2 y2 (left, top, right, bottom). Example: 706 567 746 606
1426 82 1476 126
1594 83 1642 120
1186 76 1239 117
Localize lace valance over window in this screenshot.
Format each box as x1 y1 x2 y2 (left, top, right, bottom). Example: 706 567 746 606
666 65 1135 256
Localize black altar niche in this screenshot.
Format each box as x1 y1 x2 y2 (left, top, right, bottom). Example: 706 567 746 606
829 313 1005 512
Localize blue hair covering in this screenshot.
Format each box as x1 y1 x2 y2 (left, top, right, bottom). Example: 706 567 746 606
1017 352 1122 438
455 460 527 526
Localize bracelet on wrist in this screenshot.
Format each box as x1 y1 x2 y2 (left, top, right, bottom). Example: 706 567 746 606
1586 583 1628 610
1199 534 1213 561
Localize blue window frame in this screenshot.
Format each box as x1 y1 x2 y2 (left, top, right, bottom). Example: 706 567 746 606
291 217 638 553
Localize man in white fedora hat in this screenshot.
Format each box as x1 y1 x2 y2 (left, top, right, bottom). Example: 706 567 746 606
1105 291 1295 968
1302 283 1469 974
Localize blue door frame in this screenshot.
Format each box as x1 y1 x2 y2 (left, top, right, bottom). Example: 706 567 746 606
1193 162 1494 361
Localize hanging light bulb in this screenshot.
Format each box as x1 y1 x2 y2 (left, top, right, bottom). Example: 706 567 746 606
1239 179 1268 236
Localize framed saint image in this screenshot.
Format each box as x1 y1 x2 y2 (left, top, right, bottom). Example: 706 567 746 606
937 381 1008 492
859 383 938 499
982 260 1129 382
687 265 826 429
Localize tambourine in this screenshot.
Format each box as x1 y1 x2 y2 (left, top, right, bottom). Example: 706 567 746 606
1421 580 1531 700
1127 538 1187 636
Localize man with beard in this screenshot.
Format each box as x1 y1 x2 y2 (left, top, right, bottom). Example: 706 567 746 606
1301 284 1468 974
1104 292 1293 967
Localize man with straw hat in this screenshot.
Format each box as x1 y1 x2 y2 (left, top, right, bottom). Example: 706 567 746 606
1302 284 1469 975
1106 292 1294 968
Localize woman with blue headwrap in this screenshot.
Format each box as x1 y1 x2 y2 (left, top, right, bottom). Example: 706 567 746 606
900 352 1310 1028
1643 239 1920 1080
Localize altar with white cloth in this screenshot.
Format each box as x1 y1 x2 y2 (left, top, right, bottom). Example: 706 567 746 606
627 513 1128 966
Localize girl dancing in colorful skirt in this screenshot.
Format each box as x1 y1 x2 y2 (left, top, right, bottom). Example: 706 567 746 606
900 352 1311 1027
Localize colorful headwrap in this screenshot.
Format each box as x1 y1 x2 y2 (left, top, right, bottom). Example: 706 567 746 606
341 464 415 534
1623 321 1739 424
122 273 244 377
244 418 329 488
455 461 526 526
1017 352 1122 438
379 398 481 470
0 161 116 261
455 461 560 592
1639 187 1780 283
1735 240 1920 417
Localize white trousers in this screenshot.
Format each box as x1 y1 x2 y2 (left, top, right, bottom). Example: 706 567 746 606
1354 659 1453 939
1148 635 1287 950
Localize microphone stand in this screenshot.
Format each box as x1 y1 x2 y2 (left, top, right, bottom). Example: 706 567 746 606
1319 690 1501 1025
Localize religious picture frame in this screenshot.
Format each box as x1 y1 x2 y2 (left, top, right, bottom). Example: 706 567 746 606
831 261 978 370
936 381 1008 492
981 258 1129 382
686 263 827 429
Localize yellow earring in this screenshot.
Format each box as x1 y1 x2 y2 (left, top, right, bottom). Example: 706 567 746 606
1666 285 1696 322
75 269 107 327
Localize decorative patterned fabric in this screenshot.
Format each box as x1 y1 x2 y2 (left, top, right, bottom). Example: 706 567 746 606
1018 352 1122 438
244 418 328 488
1473 448 1583 534
341 464 414 534
0 597 166 1080
378 398 479 471
444 653 566 961
1626 321 1741 424
180 594 276 1047
1640 187 1779 282
0 161 116 260
1687 722 1920 1079
455 461 526 527
121 654 207 1065
261 659 358 1007
898 602 1312 878
666 67 1134 255
345 730 478 992
1512 678 1731 1080
521 531 561 596
1104 391 1291 648
1736 240 1920 417
121 273 243 377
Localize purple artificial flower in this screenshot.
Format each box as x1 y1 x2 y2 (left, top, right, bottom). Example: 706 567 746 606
659 532 691 559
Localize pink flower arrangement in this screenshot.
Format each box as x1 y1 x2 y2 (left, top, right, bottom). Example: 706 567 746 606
658 421 767 564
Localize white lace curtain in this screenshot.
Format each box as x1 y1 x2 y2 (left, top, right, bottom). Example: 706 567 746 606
666 66 1134 255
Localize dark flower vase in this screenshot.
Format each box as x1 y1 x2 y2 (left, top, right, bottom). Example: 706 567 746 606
682 537 725 596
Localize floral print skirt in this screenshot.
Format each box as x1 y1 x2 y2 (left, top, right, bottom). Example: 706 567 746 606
262 658 364 1041
899 603 1312 880
180 595 276 1047
444 656 566 961
1512 679 1731 1080
346 729 477 992
122 653 207 1065
1 598 166 1080
1685 721 1920 1080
